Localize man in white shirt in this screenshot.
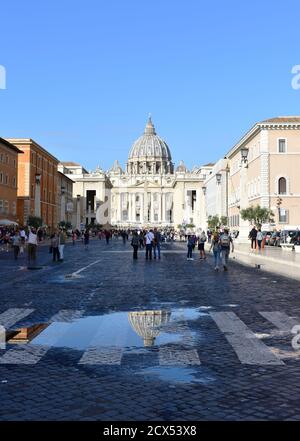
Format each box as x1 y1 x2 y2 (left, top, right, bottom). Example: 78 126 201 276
145 230 154 260
28 228 38 265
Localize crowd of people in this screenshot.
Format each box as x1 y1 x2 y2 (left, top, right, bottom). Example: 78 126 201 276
0 224 236 272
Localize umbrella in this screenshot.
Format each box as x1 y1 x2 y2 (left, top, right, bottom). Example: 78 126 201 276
0 219 19 226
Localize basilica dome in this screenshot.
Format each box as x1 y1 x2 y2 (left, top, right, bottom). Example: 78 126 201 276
127 117 174 175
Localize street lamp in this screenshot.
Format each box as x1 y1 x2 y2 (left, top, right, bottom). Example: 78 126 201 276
216 173 222 185
240 148 249 164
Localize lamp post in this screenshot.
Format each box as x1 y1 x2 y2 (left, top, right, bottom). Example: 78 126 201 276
60 186 66 223
34 174 41 218
201 186 207 232
236 147 249 243
216 173 222 222
276 196 283 226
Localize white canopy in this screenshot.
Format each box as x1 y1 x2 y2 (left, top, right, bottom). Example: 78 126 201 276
0 219 19 226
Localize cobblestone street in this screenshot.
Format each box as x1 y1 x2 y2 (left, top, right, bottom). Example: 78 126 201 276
1 238 300 421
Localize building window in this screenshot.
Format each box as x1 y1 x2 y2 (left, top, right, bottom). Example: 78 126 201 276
0 200 3 213
13 176 16 188
12 202 16 215
278 139 286 153
278 177 287 195
0 172 3 184
5 175 8 185
4 200 9 214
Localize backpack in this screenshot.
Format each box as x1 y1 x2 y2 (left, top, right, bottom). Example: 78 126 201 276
220 234 230 247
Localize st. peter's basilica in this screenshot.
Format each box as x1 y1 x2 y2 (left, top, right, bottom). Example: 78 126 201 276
58 117 212 230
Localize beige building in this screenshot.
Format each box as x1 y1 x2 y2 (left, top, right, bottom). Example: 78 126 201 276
226 116 300 238
57 171 74 225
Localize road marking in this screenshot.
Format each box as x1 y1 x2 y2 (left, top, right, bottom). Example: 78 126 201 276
0 308 34 329
67 259 102 277
0 310 83 365
159 347 201 366
210 311 284 365
259 312 299 333
158 310 201 366
79 347 123 365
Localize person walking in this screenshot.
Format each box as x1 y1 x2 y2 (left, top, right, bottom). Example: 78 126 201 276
249 226 257 249
139 231 144 249
153 228 162 260
12 230 21 260
187 235 194 260
72 231 77 245
198 231 207 259
105 230 110 245
51 232 60 262
27 227 38 266
256 228 264 250
209 232 221 270
20 228 26 255
131 231 139 260
145 230 154 260
58 229 66 262
84 229 90 250
220 228 234 271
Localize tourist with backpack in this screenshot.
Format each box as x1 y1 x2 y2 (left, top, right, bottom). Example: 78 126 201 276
209 232 221 271
198 231 207 260
220 228 234 271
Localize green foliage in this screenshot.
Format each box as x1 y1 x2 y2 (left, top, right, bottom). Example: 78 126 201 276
220 216 228 226
207 215 220 230
59 221 72 229
27 216 43 229
240 205 274 227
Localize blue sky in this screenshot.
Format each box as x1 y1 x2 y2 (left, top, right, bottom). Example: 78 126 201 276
0 0 300 171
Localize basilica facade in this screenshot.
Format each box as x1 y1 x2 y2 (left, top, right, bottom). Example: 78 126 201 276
59 118 212 231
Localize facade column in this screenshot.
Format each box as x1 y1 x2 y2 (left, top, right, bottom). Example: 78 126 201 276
140 193 144 225
151 193 154 223
162 193 166 222
76 195 81 230
158 192 162 223
119 193 122 224
132 193 136 223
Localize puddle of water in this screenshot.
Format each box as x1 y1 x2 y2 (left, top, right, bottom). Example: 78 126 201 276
222 304 239 308
137 366 216 384
28 308 202 351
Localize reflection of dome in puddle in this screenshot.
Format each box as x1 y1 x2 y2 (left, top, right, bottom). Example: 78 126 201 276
128 310 171 347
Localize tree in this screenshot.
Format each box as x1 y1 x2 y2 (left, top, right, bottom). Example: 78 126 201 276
207 215 220 230
240 205 274 227
27 216 43 229
186 223 195 229
220 216 228 226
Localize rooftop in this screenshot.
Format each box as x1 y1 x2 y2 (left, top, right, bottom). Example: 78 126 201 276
60 161 81 167
0 137 23 154
260 116 300 123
